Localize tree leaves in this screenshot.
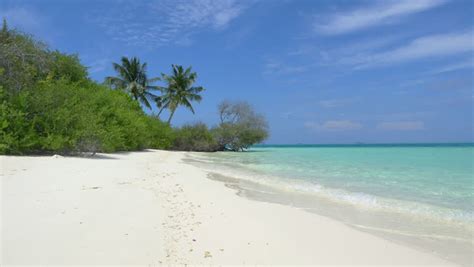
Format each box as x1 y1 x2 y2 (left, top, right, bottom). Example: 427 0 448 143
105 57 160 110
214 101 269 151
160 64 205 124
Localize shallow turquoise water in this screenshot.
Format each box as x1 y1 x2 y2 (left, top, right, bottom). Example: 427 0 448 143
191 144 474 223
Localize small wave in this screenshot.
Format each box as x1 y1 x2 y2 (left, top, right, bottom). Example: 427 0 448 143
186 153 474 225
351 223 474 243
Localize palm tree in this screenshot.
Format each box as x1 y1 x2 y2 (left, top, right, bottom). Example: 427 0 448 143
158 64 204 124
105 57 160 109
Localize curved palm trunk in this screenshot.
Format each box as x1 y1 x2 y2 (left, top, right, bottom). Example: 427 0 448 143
167 108 176 125
157 107 165 118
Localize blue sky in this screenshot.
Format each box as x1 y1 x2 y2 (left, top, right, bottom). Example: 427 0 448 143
1 0 473 144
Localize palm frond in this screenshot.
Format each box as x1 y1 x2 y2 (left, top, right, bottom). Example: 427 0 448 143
182 98 196 114
106 56 160 109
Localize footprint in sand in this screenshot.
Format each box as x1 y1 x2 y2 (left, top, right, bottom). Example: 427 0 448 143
81 186 101 190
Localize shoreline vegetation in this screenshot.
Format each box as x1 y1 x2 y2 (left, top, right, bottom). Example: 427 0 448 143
0 19 268 155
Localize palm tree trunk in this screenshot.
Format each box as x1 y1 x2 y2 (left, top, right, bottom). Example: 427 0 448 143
167 109 176 125
157 107 165 118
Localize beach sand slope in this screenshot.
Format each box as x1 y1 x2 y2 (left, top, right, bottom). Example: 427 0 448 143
1 150 455 265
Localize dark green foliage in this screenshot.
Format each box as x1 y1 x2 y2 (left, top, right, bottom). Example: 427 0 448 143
0 21 88 95
0 20 173 155
1 79 174 155
0 86 35 153
143 115 175 150
172 122 218 152
168 101 269 152
213 101 269 151
105 57 160 109
158 64 204 124
0 19 269 155
169 101 269 152
49 51 88 83
0 25 50 93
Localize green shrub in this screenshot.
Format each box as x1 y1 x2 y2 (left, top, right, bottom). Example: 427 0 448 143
172 122 218 152
49 51 88 83
213 100 269 151
144 116 175 150
0 20 174 155
0 87 36 154
0 20 89 95
0 79 174 155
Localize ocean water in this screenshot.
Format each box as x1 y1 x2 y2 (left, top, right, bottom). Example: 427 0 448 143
186 143 474 264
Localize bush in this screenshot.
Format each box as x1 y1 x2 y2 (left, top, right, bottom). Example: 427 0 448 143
0 22 88 95
0 86 36 154
0 20 270 155
213 100 269 151
143 115 175 150
0 79 174 155
170 102 269 152
172 122 218 151
0 20 174 155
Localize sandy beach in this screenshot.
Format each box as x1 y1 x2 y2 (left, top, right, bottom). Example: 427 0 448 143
1 150 456 265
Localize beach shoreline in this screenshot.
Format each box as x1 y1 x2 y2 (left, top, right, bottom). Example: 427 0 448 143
185 159 473 266
1 150 460 265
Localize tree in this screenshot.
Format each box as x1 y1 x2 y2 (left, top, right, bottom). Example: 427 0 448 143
213 100 269 151
0 19 89 95
105 57 160 109
49 51 88 83
2 18 8 34
0 25 174 155
0 19 52 94
158 64 204 124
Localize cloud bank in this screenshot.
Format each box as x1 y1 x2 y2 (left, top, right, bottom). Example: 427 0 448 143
305 120 363 131
376 121 425 131
314 0 447 35
89 0 251 47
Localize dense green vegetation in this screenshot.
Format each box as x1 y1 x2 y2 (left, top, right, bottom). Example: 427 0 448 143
172 122 218 152
0 21 173 155
171 102 269 152
0 20 268 155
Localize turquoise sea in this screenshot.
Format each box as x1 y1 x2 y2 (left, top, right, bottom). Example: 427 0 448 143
186 143 474 264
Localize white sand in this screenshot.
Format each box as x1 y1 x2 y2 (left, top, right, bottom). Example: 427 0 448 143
1 150 456 265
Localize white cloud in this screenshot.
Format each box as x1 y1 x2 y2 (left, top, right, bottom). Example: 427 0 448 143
213 2 244 29
263 60 311 75
426 59 474 75
345 31 474 69
314 0 447 35
425 78 472 90
319 98 358 108
280 111 294 119
305 120 362 131
376 121 425 131
89 0 250 47
374 112 433 121
86 58 111 74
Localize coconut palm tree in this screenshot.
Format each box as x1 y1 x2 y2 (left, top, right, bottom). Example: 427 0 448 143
158 64 204 124
105 57 160 109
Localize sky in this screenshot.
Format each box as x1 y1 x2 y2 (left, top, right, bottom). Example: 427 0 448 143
1 0 473 144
